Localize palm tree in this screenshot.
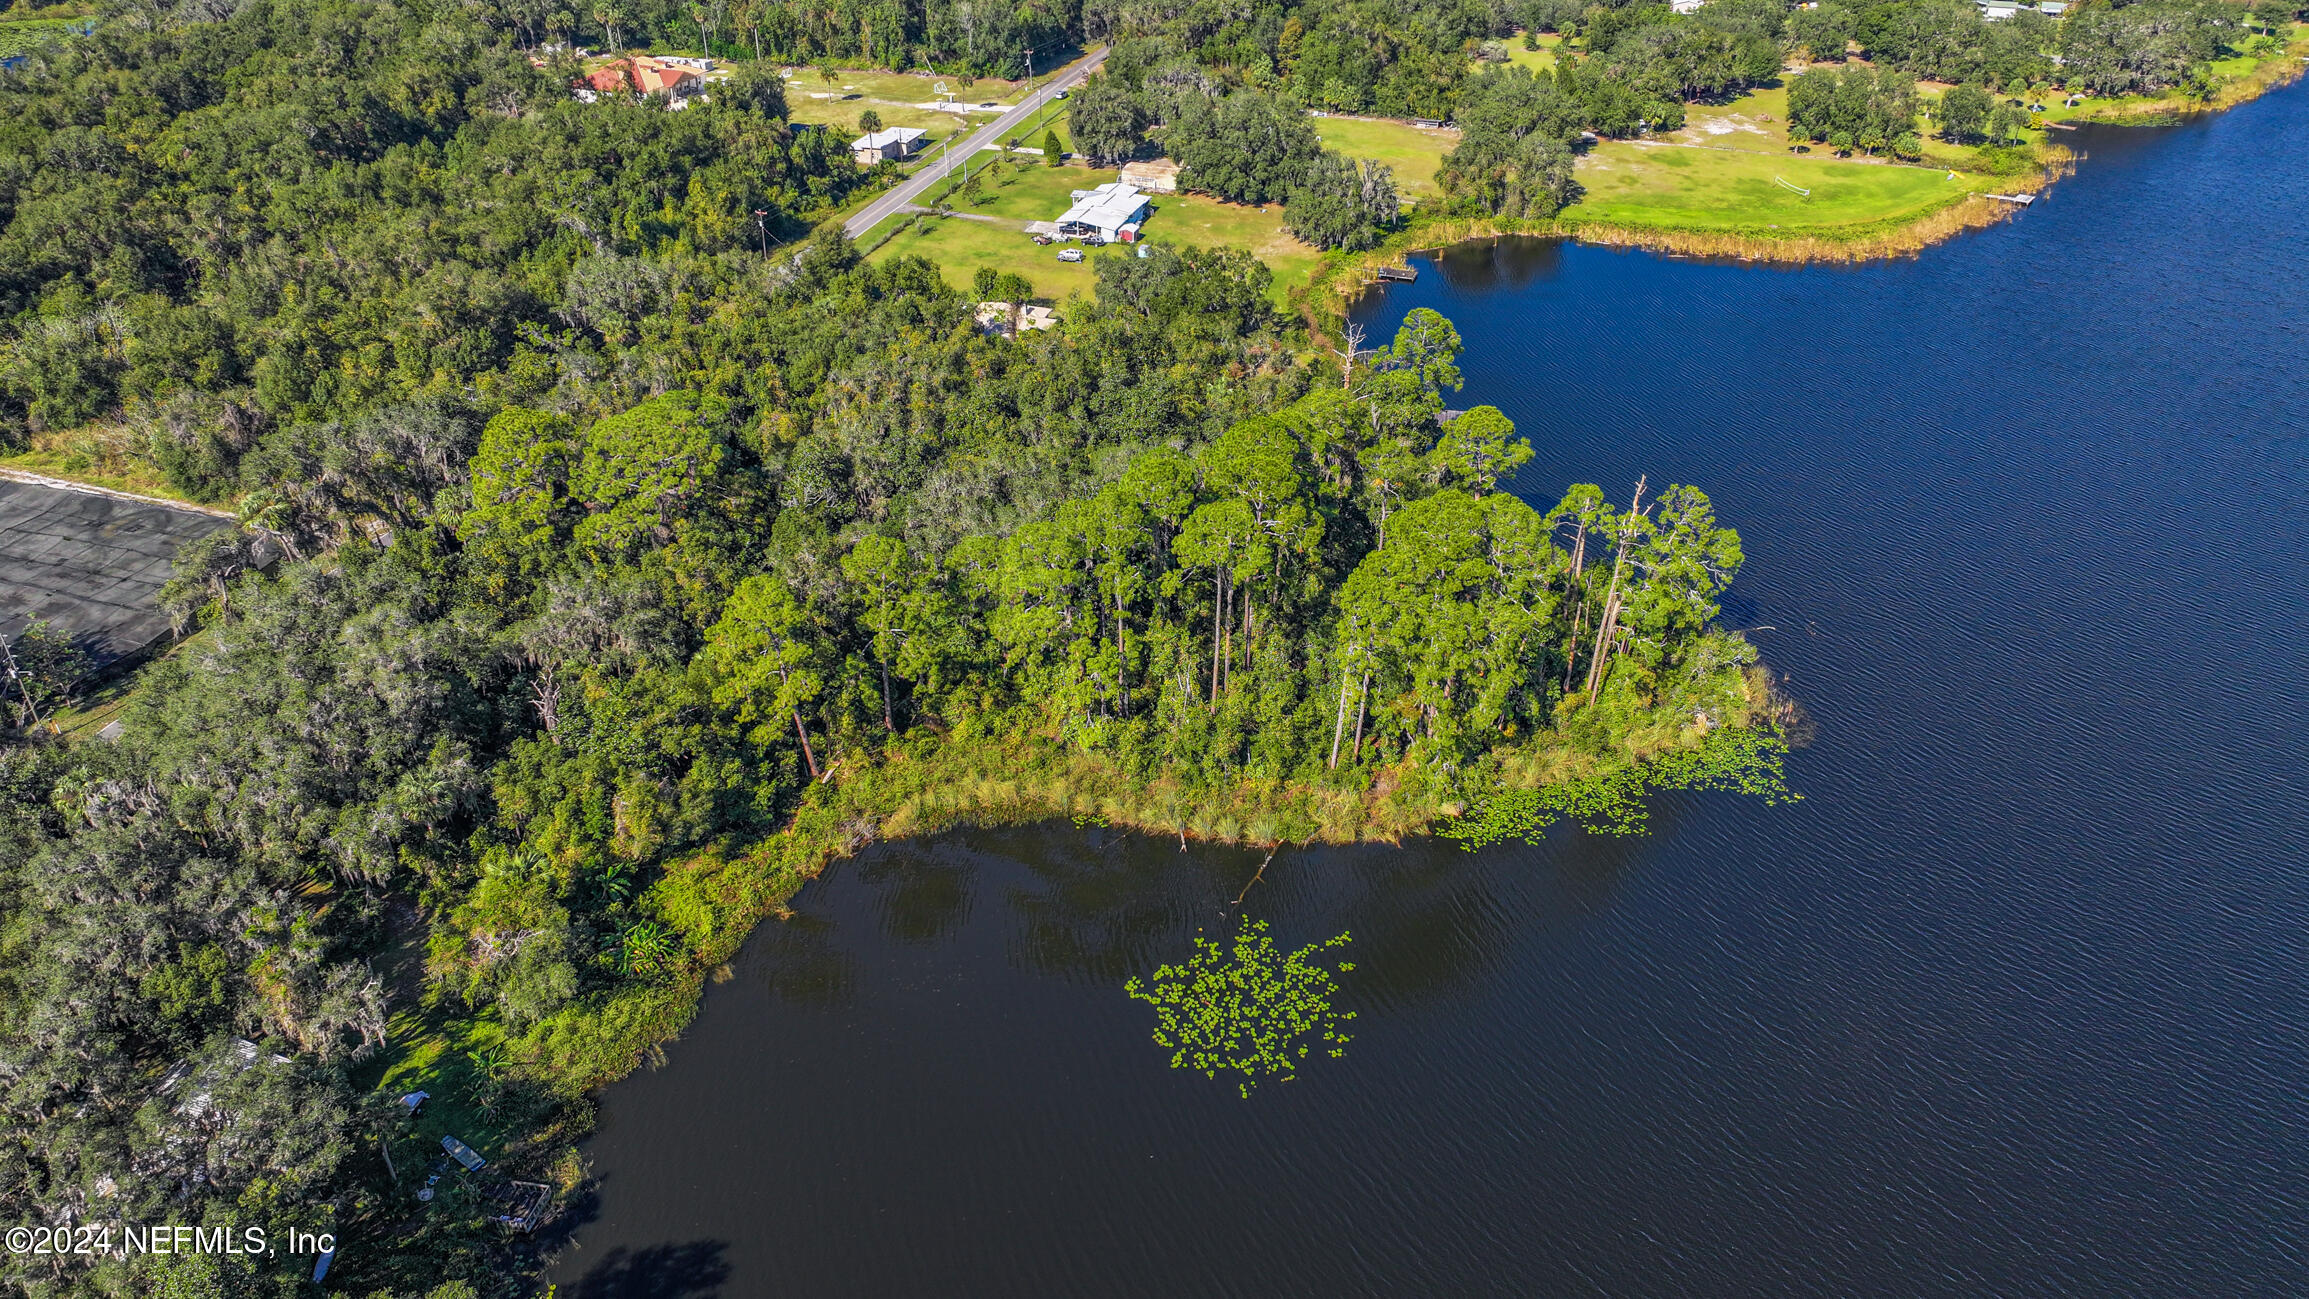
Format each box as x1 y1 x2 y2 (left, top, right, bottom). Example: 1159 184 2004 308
235 487 301 561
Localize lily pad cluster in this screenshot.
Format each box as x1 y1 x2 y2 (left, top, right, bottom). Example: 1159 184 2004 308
1124 920 1355 1097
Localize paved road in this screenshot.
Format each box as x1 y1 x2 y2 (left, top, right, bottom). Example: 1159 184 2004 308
841 46 1109 241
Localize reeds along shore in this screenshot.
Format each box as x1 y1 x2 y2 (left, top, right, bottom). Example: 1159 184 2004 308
1302 144 2078 323
1310 35 2309 299
1296 39 2277 313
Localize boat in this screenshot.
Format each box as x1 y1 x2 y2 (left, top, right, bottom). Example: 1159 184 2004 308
441 1136 487 1171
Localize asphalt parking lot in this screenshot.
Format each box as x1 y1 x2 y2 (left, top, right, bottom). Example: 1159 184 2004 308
0 478 231 672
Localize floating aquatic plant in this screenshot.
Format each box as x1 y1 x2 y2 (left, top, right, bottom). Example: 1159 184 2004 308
1446 724 1799 849
1124 920 1355 1098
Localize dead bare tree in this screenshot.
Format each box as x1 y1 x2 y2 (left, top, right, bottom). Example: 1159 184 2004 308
1584 477 1648 703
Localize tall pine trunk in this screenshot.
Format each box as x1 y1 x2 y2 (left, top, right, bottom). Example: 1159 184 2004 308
792 709 820 781
1209 566 1226 709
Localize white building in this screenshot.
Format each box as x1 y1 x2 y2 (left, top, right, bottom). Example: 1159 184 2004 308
851 127 927 166
1055 182 1151 243
1669 0 1704 12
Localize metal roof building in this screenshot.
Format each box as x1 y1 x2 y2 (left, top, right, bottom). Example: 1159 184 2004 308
1055 182 1150 242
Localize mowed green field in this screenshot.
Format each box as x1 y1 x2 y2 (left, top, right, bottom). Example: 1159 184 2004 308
778 65 1038 147
866 162 1130 301
1565 140 1978 233
781 67 1028 104
784 93 967 143
1313 116 1458 199
1492 31 1564 73
865 159 1321 306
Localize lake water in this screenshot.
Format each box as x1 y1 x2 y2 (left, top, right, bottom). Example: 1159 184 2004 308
554 82 2309 1297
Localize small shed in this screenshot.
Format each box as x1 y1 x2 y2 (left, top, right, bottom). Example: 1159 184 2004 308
975 302 1061 335
1055 182 1150 243
851 127 927 166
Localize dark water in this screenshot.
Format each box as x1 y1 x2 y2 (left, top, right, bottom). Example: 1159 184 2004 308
554 84 2309 1297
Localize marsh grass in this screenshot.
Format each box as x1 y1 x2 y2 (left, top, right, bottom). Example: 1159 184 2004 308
1304 142 2075 325
496 663 1784 1096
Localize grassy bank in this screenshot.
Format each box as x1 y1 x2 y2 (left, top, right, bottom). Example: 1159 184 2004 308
1299 138 2072 326
2039 26 2307 122
471 658 1785 1102
2 425 231 508
1565 138 1985 232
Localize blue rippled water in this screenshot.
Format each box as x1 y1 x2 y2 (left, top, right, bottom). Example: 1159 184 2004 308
553 80 2309 1297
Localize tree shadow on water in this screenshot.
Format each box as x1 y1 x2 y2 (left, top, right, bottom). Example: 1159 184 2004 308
569 1240 732 1299
858 844 975 944
751 910 857 1007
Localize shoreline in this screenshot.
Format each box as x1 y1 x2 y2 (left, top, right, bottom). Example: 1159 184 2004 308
1307 42 2306 320
509 664 1792 1099
1303 158 2066 322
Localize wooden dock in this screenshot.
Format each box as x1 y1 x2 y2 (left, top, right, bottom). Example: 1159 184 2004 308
1373 265 1417 282
1984 193 2036 206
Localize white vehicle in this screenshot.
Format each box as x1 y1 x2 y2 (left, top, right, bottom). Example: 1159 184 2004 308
1056 248 1084 262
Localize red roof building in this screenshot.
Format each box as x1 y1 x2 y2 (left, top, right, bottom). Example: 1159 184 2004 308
581 56 701 98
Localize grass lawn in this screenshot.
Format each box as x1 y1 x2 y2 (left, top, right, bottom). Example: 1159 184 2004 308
1673 84 1793 151
866 159 1321 307
998 110 1072 154
1565 140 1980 234
780 66 1029 105
1668 80 2057 177
874 210 1121 302
1314 116 1459 198
866 161 1124 300
785 93 970 143
1144 192 1323 303
779 64 1042 145
1489 31 1564 73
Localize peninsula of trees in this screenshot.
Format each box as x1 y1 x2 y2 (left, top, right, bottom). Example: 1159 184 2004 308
1 1 1780 1293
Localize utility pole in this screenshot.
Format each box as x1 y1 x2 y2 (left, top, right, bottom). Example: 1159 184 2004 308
1 633 57 736
753 208 768 254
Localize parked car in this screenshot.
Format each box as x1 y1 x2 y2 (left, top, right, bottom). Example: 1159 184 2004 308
1031 233 1052 245
1056 248 1084 262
